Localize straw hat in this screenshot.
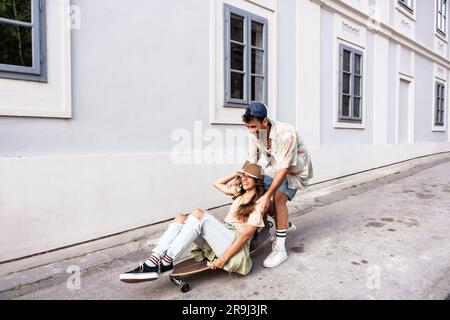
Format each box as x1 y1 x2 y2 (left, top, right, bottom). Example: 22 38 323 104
237 161 264 180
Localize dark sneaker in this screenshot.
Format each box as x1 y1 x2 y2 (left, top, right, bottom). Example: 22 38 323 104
159 262 173 274
119 262 159 283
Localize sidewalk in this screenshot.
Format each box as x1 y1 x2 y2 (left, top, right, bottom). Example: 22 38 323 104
1 153 450 300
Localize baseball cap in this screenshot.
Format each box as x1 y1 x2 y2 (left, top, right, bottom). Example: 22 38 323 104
248 101 268 118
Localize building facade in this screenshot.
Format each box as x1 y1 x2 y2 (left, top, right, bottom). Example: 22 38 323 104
1 0 449 268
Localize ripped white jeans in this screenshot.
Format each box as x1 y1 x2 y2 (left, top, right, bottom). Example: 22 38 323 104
152 210 236 261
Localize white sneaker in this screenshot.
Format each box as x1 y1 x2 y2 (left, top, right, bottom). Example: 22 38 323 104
270 221 297 242
263 244 288 268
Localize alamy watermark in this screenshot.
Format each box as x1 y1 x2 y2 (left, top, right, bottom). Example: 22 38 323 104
69 5 81 30
171 121 247 165
66 265 81 290
170 121 275 165
366 5 382 32
366 265 382 290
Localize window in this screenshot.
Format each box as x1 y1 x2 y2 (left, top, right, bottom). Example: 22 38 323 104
0 0 46 81
224 4 267 106
398 0 414 13
339 44 363 123
435 82 445 126
437 0 448 36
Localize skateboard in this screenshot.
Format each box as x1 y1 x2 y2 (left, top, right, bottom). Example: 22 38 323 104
169 258 210 293
169 219 273 293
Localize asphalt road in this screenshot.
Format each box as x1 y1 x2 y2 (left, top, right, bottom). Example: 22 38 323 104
2 158 450 300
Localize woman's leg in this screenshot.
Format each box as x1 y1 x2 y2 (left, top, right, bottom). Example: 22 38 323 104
120 210 234 282
164 210 235 262
165 209 205 261
199 212 236 257
119 212 201 282
152 214 188 257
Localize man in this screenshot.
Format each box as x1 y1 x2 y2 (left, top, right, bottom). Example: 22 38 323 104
242 101 313 268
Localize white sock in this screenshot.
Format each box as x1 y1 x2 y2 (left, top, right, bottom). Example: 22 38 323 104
161 254 173 266
275 229 287 250
144 252 161 267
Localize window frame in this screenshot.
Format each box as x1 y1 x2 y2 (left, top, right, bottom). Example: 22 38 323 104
398 0 414 13
0 0 47 82
338 43 363 123
437 0 448 36
435 81 446 126
223 4 268 107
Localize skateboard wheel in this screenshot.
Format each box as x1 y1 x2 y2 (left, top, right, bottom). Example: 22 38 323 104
181 283 190 293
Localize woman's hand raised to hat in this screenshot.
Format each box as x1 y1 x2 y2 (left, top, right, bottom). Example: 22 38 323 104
214 172 241 196
227 176 241 189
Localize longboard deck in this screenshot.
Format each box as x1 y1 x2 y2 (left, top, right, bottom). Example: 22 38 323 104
169 219 277 292
170 258 210 277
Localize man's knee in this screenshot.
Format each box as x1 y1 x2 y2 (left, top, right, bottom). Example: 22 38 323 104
172 214 188 224
192 209 205 220
273 192 288 206
267 201 276 217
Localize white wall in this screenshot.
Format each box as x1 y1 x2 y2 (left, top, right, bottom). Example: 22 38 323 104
1 0 450 265
0 153 242 262
0 0 278 263
0 0 231 262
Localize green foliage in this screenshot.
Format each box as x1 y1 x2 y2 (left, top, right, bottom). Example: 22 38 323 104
0 0 33 67
0 0 32 22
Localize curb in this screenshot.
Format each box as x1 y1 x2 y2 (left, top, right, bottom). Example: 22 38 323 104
1 152 450 296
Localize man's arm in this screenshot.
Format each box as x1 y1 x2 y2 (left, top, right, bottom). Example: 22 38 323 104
264 168 289 198
256 168 289 212
256 129 298 212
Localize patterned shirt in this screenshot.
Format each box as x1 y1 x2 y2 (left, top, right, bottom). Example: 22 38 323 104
247 119 313 190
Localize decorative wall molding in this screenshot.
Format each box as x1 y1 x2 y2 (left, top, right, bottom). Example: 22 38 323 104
400 19 411 29
343 20 360 32
245 0 276 12
437 66 446 78
310 0 450 68
333 14 367 130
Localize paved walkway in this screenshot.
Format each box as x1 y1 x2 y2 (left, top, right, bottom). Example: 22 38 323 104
1 156 450 300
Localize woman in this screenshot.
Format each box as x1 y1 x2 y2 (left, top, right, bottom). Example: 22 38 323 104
120 162 267 282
